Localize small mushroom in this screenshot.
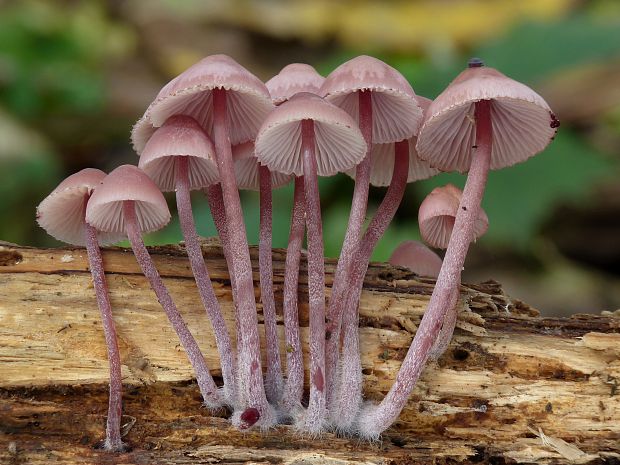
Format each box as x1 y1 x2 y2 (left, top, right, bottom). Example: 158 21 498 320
389 240 442 278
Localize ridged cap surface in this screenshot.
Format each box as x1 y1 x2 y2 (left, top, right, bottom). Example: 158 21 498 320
138 115 219 191
132 54 274 154
416 65 558 173
255 92 366 177
232 141 293 191
86 165 171 235
266 63 325 105
320 55 423 143
37 168 124 246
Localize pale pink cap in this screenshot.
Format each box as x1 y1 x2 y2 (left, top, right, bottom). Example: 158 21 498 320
86 165 171 235
266 63 325 105
131 54 274 154
417 65 558 173
418 184 488 249
346 96 439 186
138 115 219 192
37 168 124 246
232 141 293 191
254 92 366 177
389 240 443 278
320 55 423 143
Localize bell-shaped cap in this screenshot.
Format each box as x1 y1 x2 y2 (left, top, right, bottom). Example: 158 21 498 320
86 165 171 235
389 240 442 278
416 63 558 173
37 168 124 246
320 55 423 144
254 92 366 177
232 141 293 191
418 184 488 249
266 63 325 105
138 115 219 192
132 54 274 154
347 96 439 186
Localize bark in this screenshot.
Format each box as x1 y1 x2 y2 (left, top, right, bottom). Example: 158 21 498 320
0 241 619 464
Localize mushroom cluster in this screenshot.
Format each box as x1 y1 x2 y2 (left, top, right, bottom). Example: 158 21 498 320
36 54 558 446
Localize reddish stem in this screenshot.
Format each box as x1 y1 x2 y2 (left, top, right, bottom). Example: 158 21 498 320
330 141 409 430
212 88 274 427
281 176 305 412
84 217 124 452
176 157 236 405
259 164 283 403
301 119 326 433
357 100 492 439
325 90 372 405
122 200 223 408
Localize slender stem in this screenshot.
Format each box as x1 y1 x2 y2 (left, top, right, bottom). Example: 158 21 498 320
330 141 409 430
301 119 326 433
325 90 372 406
122 200 223 408
427 287 460 361
84 217 124 451
211 88 273 428
357 100 492 439
176 157 236 405
259 165 283 404
281 176 305 412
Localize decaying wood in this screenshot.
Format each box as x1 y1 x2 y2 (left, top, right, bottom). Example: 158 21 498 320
0 241 619 464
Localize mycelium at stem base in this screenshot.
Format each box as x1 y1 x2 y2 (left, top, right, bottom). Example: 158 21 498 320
175 156 236 406
212 88 274 429
355 100 492 439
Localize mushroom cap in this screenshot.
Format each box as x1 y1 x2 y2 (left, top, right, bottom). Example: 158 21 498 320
266 63 325 105
86 165 171 235
389 240 443 278
320 55 423 144
254 92 367 177
232 141 293 191
416 65 558 173
418 184 488 249
131 54 274 154
138 115 219 192
36 168 124 246
346 96 439 186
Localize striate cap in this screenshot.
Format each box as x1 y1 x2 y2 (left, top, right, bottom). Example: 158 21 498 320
416 63 558 173
266 63 325 105
320 55 423 143
232 141 293 191
37 168 124 246
138 115 219 192
132 54 274 154
418 184 488 249
254 92 366 177
86 165 171 235
389 240 443 278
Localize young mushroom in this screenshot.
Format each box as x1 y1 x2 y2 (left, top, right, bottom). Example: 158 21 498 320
389 240 442 279
320 56 423 401
356 58 558 439
132 54 276 429
85 165 224 409
37 168 126 452
264 63 325 411
138 114 236 405
255 92 366 433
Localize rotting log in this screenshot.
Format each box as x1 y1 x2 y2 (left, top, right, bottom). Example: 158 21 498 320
0 240 619 465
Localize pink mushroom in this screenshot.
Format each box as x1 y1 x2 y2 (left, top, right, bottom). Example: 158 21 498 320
389 240 442 278
86 165 223 409
37 168 126 451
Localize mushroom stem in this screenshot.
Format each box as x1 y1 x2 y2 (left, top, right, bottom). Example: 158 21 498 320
357 100 492 439
205 184 236 298
122 199 223 408
83 217 124 452
259 164 284 404
175 157 236 405
325 90 372 406
301 119 326 433
212 88 274 428
281 176 305 412
330 140 409 430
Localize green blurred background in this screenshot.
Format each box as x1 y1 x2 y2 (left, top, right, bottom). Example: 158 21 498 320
1 0 619 315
